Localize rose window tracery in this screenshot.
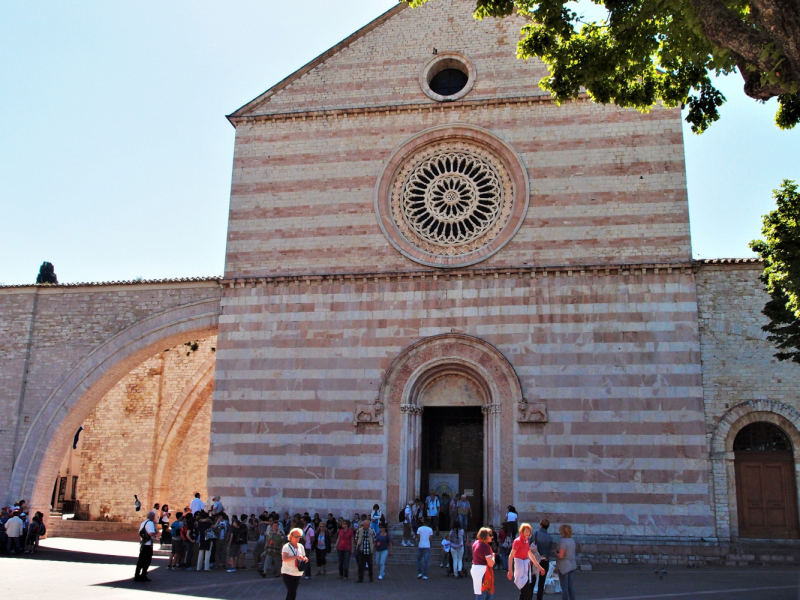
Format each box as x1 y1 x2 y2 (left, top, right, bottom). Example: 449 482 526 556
391 142 514 256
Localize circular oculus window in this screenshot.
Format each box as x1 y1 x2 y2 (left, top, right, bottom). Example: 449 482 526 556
419 52 476 102
375 125 530 268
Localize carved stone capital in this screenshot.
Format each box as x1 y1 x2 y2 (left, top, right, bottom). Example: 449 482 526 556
518 401 548 423
353 400 385 427
481 403 502 415
400 403 424 415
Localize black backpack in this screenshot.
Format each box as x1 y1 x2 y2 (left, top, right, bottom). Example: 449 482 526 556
398 509 405 523
39 522 46 537
139 522 152 545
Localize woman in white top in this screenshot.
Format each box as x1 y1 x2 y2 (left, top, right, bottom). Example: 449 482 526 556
505 505 519 538
281 528 308 600
370 503 382 535
449 522 466 578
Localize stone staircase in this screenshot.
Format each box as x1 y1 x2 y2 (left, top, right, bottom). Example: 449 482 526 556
45 516 138 538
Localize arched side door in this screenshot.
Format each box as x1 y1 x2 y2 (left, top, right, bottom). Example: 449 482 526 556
734 422 800 539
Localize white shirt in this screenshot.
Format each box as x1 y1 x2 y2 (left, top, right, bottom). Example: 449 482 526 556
303 525 315 550
426 496 440 516
139 519 156 546
212 500 224 514
190 498 204 513
417 525 433 548
507 511 518 523
4 516 23 537
404 505 412 524
281 542 306 576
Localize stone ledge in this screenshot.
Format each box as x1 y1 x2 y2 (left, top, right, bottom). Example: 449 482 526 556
222 261 696 289
46 519 139 538
576 536 800 566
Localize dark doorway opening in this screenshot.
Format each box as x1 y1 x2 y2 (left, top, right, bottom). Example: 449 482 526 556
421 406 483 531
734 422 800 539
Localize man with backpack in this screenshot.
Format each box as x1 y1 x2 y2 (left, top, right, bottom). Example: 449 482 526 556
401 501 414 547
135 511 157 582
425 490 440 535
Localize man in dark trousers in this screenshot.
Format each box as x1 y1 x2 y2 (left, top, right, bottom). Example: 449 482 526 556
135 511 157 582
533 519 553 600
354 519 376 583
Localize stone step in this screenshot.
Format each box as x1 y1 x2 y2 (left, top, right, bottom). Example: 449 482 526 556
46 519 138 538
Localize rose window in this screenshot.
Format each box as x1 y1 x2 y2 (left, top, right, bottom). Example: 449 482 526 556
391 142 514 256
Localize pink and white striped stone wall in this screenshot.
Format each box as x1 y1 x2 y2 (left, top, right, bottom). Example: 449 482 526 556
210 268 713 537
225 0 691 278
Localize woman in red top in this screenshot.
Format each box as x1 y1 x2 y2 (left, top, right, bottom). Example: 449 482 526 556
470 527 496 599
336 519 355 580
507 523 546 599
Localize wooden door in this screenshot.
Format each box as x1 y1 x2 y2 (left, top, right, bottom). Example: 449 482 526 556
735 451 800 539
56 476 68 510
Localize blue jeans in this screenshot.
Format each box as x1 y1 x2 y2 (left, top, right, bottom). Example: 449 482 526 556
375 549 388 577
416 547 430 576
476 592 493 600
558 570 576 600
458 514 468 530
371 520 380 535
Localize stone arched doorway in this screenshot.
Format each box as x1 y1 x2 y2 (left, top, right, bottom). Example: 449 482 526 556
381 334 522 526
733 422 800 539
710 400 800 540
9 298 220 516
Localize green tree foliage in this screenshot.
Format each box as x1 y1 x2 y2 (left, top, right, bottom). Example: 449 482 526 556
36 261 58 285
404 0 800 132
750 181 800 362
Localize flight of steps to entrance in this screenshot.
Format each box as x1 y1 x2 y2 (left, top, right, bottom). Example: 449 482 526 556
46 513 138 538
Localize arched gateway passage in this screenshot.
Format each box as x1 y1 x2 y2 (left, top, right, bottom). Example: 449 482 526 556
8 297 220 516
382 334 522 527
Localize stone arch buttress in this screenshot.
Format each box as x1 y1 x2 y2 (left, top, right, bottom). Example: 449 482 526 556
9 298 220 514
150 355 217 503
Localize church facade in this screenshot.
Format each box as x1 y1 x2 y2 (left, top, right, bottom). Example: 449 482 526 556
210 0 799 548
3 0 800 561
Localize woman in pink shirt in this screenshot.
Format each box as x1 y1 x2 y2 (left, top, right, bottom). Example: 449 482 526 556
507 523 546 596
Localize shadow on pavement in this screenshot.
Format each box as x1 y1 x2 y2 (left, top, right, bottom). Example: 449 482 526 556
19 545 161 566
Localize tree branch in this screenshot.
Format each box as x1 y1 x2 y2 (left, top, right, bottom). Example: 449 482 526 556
689 0 799 99
750 0 800 82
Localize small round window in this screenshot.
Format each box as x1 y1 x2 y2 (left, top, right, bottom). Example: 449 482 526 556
419 52 476 102
429 68 468 97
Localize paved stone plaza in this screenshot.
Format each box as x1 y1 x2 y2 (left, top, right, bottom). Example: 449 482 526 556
2 538 800 600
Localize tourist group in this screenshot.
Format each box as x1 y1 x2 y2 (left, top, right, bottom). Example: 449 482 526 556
135 491 578 600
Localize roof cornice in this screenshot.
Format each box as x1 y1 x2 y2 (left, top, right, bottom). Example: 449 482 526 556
0 276 223 291
693 258 762 266
227 93 589 127
220 261 698 289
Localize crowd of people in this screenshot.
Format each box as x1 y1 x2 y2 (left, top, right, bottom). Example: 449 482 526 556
1 500 46 556
135 492 578 600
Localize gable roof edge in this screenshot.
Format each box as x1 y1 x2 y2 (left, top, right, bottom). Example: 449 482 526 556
227 3 407 125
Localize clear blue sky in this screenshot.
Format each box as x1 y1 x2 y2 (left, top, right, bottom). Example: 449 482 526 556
1 0 799 285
